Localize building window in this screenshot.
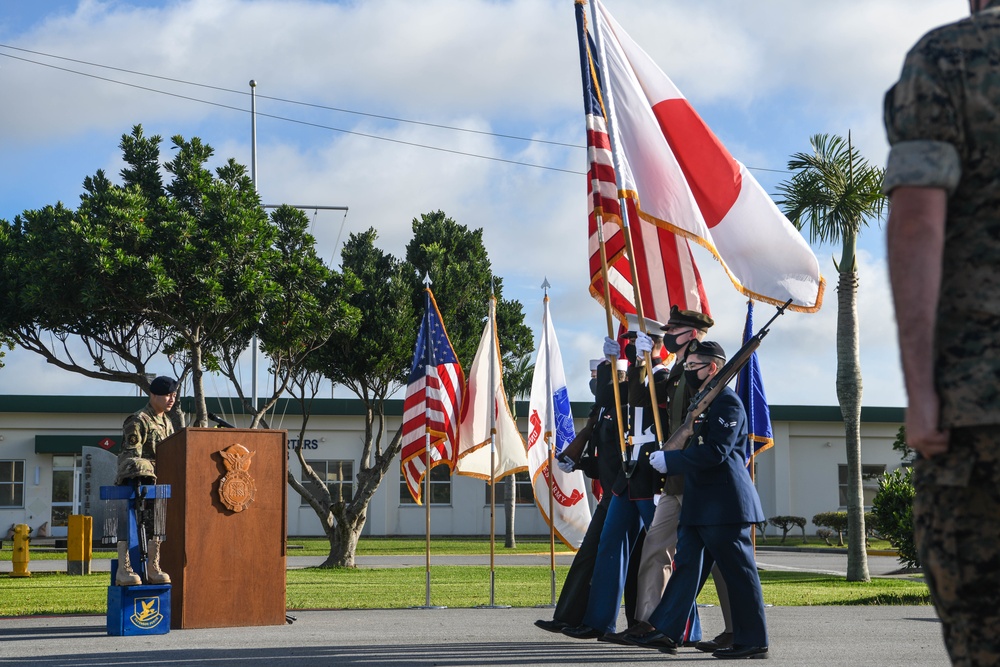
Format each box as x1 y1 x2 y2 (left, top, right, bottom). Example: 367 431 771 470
484 471 535 505
300 460 354 506
400 464 452 505
838 464 886 508
0 461 25 508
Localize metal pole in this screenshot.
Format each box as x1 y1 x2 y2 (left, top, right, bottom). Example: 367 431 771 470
488 295 497 607
250 79 259 413
542 280 556 605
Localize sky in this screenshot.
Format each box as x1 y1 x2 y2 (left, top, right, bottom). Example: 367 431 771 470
0 0 971 409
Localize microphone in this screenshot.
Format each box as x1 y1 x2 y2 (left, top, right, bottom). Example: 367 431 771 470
207 412 236 428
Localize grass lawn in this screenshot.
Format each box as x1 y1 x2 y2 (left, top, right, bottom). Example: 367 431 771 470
0 567 930 617
0 535 889 560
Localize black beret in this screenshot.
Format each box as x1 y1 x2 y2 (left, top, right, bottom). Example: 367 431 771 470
149 376 178 396
663 305 714 331
688 340 726 362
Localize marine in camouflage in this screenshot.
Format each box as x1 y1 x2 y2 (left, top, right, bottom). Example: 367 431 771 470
884 2 1000 664
115 403 174 484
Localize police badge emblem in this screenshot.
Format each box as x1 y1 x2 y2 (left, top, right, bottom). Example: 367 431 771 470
218 443 256 512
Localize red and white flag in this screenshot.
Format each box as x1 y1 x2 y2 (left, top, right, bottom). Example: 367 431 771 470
585 0 823 311
577 0 709 325
400 288 464 505
455 296 528 481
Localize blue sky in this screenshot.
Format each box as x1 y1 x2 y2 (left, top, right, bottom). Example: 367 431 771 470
0 0 971 407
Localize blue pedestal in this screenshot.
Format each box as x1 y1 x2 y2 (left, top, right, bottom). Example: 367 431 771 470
107 583 171 636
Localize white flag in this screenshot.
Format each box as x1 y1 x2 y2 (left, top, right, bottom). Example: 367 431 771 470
526 296 591 549
456 297 529 481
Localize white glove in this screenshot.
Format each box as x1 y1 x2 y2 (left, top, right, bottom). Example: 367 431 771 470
635 331 654 356
649 450 668 474
557 455 576 474
603 336 620 358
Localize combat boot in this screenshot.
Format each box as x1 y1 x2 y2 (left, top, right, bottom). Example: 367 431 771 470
146 538 171 584
115 541 141 586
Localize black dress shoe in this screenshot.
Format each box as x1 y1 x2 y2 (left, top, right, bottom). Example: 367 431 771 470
597 631 632 646
562 624 604 640
713 644 769 659
534 618 569 633
598 621 657 646
622 629 679 654
696 631 734 653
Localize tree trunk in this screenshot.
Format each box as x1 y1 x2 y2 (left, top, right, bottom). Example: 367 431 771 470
321 505 366 568
190 334 208 427
837 265 870 582
504 474 516 549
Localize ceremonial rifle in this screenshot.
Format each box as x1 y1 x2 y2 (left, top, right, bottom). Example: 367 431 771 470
660 299 792 452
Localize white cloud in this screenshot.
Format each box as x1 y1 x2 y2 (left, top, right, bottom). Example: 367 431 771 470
1 0 950 408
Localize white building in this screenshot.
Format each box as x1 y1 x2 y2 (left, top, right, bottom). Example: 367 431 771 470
0 395 905 540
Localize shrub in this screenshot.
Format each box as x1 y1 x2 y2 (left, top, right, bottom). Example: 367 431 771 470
754 522 767 543
812 511 849 546
871 467 919 569
816 527 835 546
768 516 807 544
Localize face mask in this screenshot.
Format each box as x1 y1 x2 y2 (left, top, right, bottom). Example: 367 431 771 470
662 331 687 354
684 369 704 388
589 378 598 396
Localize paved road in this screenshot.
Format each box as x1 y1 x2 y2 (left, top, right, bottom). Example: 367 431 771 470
0 605 948 666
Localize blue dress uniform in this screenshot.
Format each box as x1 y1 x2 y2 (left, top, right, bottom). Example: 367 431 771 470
577 359 668 635
647 385 768 650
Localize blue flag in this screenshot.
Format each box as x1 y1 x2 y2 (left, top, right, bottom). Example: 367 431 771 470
735 301 773 466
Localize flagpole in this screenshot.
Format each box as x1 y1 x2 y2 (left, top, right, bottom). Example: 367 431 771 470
588 0 664 444
541 279 557 605
590 172 629 459
488 293 498 607
420 276 443 609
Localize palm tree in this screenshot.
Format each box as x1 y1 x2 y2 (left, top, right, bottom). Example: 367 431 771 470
776 133 886 582
501 353 535 548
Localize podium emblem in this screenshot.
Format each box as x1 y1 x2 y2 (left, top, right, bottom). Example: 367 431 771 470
218 443 257 512
131 596 164 629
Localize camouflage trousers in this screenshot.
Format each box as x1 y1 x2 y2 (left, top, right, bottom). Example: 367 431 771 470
913 425 1000 667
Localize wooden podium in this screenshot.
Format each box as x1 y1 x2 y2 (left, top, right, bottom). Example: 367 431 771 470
155 427 287 629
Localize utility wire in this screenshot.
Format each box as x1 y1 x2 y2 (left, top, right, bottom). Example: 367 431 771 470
0 42 790 176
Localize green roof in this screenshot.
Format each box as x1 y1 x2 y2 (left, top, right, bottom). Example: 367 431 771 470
0 395 903 423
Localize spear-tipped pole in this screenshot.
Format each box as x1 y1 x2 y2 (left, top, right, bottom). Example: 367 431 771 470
421 272 435 607
488 287 498 606
541 278 557 605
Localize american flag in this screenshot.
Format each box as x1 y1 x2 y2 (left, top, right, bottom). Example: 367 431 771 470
576 0 710 326
400 288 464 505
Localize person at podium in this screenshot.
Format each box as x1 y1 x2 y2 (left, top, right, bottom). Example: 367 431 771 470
114 375 177 586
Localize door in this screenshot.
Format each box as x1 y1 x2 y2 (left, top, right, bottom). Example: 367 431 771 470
50 454 82 538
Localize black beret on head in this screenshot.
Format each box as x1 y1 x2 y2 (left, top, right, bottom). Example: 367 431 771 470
663 305 714 331
149 376 178 396
689 340 726 362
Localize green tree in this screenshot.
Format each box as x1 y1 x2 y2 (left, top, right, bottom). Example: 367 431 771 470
0 125 353 428
299 229 416 567
778 133 886 582
215 205 360 427
404 211 534 369
0 177 179 394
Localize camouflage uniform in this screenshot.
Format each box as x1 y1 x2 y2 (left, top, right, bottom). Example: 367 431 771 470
115 404 174 485
884 3 1000 663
